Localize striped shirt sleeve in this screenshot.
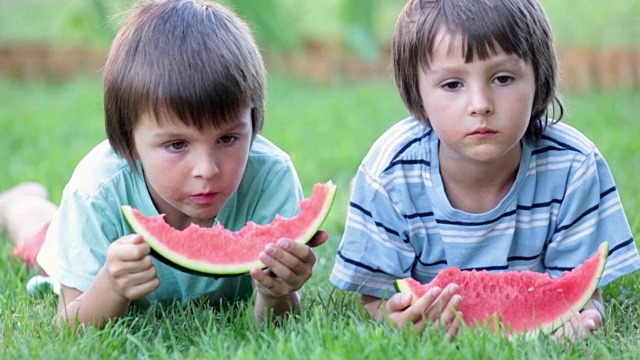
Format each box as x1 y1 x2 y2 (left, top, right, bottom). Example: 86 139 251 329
330 165 415 298
544 147 639 286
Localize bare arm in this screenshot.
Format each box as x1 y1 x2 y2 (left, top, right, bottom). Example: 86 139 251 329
253 290 301 324
361 293 389 320
57 268 131 327
56 235 160 328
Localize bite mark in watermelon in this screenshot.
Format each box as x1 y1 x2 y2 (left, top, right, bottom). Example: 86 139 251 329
122 181 337 275
395 242 608 336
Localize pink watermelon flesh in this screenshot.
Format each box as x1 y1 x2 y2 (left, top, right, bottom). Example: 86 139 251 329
395 242 608 336
122 181 337 275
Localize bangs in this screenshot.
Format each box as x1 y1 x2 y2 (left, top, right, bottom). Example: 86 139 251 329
133 60 251 130
421 2 531 67
123 1 253 129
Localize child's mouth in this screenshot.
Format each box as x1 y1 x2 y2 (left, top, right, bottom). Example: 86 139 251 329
190 193 219 205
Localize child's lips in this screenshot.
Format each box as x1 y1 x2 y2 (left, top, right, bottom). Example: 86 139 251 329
469 128 498 139
190 192 219 205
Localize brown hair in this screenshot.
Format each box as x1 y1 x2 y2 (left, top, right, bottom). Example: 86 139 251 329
392 0 563 143
104 0 266 165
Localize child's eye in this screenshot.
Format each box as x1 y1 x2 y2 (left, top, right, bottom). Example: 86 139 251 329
166 141 187 152
441 81 463 91
494 75 514 85
219 135 238 145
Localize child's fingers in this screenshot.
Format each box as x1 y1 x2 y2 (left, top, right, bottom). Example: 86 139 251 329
553 310 579 340
580 308 602 330
421 283 460 323
109 235 150 262
259 256 309 291
553 309 600 341
306 230 329 248
384 293 413 326
276 239 316 264
402 286 444 324
251 268 280 286
120 275 161 300
445 314 462 341
386 292 413 313
108 257 160 300
572 309 601 338
386 291 462 335
121 234 145 244
386 295 427 331
434 294 462 327
115 263 158 285
251 268 288 297
108 254 155 278
254 240 319 295
260 241 315 276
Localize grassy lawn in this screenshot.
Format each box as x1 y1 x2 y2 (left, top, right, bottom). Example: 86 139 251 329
1 73 639 359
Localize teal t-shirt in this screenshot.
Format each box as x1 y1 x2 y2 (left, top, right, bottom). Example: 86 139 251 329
37 135 304 306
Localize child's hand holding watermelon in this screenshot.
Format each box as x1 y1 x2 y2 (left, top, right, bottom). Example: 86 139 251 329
251 231 329 321
55 234 161 323
363 283 463 339
552 293 604 341
104 234 160 302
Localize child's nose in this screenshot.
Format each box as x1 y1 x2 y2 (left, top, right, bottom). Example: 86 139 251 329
191 151 219 179
468 86 494 116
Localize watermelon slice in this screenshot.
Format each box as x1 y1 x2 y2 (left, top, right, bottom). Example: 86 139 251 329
122 181 337 276
395 242 608 336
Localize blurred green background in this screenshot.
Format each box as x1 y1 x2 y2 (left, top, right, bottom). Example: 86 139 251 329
0 0 639 49
1 0 638 91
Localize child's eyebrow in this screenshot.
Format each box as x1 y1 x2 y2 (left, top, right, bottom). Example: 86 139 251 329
489 55 528 68
150 130 190 139
218 117 251 132
427 54 527 75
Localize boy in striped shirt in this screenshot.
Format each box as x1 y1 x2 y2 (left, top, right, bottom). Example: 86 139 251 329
330 0 639 339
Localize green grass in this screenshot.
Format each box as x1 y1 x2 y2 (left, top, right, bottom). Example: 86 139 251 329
1 74 639 359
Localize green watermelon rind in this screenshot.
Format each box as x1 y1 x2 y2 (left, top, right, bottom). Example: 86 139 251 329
122 181 337 275
393 241 608 338
533 241 608 337
393 278 412 294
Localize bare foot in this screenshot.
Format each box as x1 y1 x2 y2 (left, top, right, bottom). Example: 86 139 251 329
0 182 49 228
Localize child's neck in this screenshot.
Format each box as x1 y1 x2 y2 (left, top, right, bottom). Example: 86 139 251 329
439 147 521 214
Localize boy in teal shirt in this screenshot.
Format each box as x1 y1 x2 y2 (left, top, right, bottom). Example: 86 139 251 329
1 0 327 328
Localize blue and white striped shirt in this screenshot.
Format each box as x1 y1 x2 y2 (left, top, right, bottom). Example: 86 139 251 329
330 117 639 299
